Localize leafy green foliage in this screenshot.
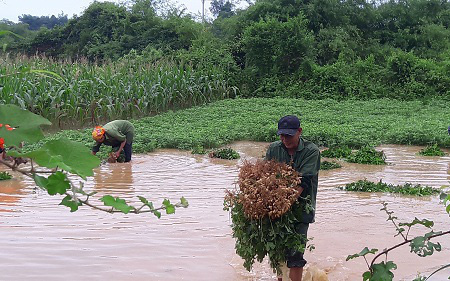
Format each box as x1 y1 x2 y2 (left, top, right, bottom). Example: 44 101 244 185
60 195 82 212
0 30 25 39
418 143 446 156
363 261 397 281
209 147 240 160
399 218 434 229
10 138 100 179
100 195 134 214
18 14 68 30
349 201 449 281
0 171 12 180
22 98 450 160
225 200 309 274
340 180 439 196
242 14 314 77
1 55 236 123
34 172 71 195
410 231 442 257
321 146 352 158
347 146 386 165
0 104 51 147
180 197 189 208
320 160 342 170
441 192 450 215
137 196 188 218
346 247 378 261
191 146 207 155
162 199 175 214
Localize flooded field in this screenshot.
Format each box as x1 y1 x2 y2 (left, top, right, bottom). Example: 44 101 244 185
0 143 449 281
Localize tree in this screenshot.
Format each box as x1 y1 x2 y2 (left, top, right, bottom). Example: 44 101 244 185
210 0 237 18
18 14 68 30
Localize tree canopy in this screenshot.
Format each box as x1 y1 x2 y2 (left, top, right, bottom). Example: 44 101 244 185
2 0 449 100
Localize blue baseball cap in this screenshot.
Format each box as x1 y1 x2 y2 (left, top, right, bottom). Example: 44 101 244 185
277 115 300 136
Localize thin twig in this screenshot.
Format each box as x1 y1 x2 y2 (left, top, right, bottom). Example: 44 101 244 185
370 230 450 269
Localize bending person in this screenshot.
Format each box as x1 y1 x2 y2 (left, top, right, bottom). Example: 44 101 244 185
92 120 135 162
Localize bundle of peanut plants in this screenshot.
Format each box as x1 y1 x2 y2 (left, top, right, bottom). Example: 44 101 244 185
224 160 311 274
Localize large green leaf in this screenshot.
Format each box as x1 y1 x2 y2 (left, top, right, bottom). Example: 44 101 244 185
60 195 82 212
0 104 52 147
34 172 71 195
100 195 133 214
399 217 434 228
10 138 100 179
410 233 442 257
346 247 378 261
370 261 397 281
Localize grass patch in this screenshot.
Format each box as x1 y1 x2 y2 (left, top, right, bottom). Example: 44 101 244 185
339 179 440 196
320 161 342 170
418 143 446 156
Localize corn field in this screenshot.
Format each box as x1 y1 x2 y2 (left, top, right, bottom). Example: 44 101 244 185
0 54 238 125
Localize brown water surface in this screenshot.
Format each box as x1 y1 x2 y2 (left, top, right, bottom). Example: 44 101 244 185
0 143 449 281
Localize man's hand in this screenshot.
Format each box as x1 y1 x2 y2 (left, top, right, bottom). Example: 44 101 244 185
115 151 121 159
295 187 304 198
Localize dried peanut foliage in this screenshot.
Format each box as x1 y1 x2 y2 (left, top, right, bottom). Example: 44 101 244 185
226 159 301 220
224 160 310 274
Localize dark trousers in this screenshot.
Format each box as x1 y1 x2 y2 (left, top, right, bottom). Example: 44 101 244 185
113 142 132 162
123 143 132 162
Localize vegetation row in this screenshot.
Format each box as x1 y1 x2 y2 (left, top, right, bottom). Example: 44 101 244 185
24 97 450 162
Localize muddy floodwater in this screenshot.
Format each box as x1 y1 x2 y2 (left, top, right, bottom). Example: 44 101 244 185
0 143 449 281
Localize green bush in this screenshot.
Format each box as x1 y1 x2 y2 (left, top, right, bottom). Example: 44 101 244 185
418 143 446 156
347 146 386 165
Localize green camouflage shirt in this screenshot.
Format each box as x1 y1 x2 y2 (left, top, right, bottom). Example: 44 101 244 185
265 137 320 223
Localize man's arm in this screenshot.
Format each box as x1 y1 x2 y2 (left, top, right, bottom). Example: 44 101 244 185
92 142 102 155
298 148 320 196
115 140 126 158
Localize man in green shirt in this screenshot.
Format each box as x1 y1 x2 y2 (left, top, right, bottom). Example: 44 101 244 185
265 115 320 281
92 120 135 162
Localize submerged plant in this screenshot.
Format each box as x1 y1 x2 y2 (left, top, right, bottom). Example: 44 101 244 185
321 146 352 158
340 179 439 196
209 147 240 159
191 145 207 155
347 146 386 165
320 160 342 170
418 143 446 156
0 171 12 180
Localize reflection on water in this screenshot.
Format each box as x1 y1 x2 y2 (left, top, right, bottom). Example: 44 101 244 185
94 163 134 192
0 171 26 212
0 143 448 281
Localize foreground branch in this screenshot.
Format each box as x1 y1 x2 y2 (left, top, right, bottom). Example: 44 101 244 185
370 230 450 269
